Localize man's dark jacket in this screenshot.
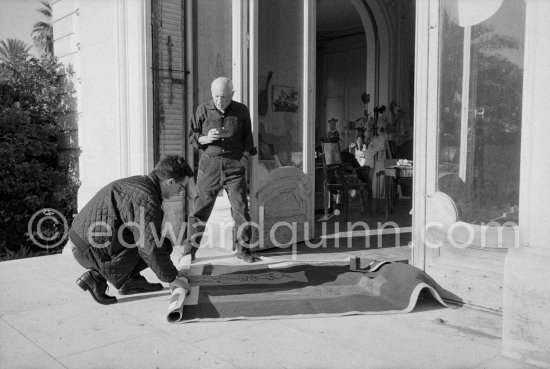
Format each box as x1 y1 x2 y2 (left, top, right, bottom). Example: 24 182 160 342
189 100 254 159
69 173 177 288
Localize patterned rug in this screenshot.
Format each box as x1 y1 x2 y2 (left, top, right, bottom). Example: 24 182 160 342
167 260 453 323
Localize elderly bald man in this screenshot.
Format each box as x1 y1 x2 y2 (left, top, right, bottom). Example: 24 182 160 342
181 77 255 263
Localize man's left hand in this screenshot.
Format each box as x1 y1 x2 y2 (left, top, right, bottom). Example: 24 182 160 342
239 155 249 167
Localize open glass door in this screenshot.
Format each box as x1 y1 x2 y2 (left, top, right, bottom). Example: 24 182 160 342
414 0 525 311
248 0 316 249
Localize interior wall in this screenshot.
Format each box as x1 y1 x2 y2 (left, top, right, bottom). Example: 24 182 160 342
317 34 367 148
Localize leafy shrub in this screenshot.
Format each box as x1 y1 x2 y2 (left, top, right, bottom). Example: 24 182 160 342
0 53 79 260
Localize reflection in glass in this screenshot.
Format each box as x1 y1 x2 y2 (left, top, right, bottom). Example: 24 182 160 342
194 0 233 173
196 0 232 102
437 0 524 224
257 0 304 172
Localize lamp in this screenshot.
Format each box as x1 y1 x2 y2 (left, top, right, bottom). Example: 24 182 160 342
444 0 503 27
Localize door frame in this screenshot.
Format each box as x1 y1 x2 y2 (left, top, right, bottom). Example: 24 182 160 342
412 0 531 311
411 0 440 269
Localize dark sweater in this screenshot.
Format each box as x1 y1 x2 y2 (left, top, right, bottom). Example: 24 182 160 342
69 173 177 287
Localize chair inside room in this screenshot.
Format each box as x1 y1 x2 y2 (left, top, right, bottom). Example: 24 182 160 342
320 141 372 221
315 162 326 212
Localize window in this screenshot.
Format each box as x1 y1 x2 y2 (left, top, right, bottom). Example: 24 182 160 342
437 0 525 225
257 0 304 172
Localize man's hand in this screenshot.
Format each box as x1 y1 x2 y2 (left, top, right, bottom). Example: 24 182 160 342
239 154 250 167
198 128 220 145
169 277 190 294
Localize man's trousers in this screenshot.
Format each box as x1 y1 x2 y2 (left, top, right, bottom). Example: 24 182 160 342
183 154 251 254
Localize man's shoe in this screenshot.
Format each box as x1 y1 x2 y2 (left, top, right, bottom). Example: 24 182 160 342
181 245 198 261
76 270 118 305
181 251 196 262
236 249 255 263
118 274 163 295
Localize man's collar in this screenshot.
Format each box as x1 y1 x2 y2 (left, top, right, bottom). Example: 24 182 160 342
147 172 163 198
206 100 216 110
206 100 233 113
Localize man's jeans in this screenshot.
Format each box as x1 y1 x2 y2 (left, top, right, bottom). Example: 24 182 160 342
183 154 251 254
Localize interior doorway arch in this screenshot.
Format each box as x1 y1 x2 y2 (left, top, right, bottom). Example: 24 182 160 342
316 0 396 146
351 0 394 110
315 0 415 217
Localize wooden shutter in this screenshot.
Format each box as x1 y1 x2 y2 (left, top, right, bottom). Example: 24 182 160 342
152 0 187 161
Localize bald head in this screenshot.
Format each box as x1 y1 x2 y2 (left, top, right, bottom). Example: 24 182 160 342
211 77 234 112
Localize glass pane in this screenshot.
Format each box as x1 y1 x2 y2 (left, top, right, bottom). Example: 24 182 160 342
196 0 232 102
194 1 233 177
437 0 525 225
257 0 304 172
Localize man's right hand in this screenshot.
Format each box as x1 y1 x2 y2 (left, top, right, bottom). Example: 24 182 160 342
169 277 190 293
198 128 220 145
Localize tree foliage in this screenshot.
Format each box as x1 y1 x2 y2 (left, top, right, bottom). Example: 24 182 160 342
0 39 31 63
32 1 53 56
438 9 524 224
0 50 79 260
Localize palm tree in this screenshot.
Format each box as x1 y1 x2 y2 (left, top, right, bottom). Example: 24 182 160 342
32 1 53 56
0 38 31 63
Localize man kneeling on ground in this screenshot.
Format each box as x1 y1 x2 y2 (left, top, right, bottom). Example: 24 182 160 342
70 155 193 305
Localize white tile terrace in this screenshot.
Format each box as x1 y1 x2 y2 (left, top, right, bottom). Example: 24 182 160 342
0 246 537 369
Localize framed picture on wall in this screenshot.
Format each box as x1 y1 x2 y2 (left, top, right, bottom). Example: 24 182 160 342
272 85 299 112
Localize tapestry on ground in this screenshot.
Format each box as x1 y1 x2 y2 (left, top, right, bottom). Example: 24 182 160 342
167 261 456 323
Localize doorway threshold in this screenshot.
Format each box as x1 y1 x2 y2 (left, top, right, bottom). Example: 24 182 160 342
255 245 411 265
321 226 412 239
